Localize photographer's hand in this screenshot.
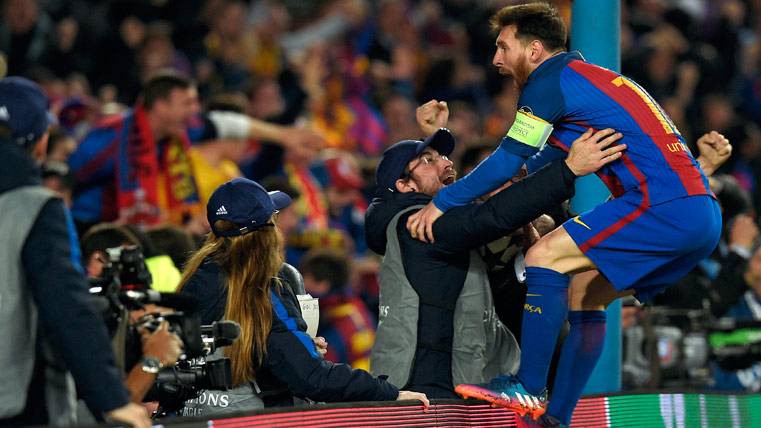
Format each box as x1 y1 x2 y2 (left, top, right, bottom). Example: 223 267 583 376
142 321 183 366
124 321 184 403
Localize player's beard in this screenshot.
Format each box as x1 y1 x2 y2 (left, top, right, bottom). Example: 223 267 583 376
512 53 532 89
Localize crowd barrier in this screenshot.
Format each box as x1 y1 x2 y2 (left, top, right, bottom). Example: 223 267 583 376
136 392 761 428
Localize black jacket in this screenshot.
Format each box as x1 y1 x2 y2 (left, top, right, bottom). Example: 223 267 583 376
364 160 577 398
181 261 399 405
0 142 128 425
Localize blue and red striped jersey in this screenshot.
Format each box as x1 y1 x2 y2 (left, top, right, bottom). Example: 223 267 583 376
434 51 711 211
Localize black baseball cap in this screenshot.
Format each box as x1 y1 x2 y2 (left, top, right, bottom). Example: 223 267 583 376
0 76 56 148
207 178 292 237
375 128 455 191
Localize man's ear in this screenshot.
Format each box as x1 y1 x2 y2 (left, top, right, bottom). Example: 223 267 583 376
31 131 50 162
395 179 417 193
529 40 545 62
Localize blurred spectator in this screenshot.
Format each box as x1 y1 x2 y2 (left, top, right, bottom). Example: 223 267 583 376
46 127 77 162
123 224 182 293
301 249 376 371
69 71 205 232
145 224 197 271
0 0 53 76
313 151 370 255
189 115 247 207
381 93 420 149
137 22 192 84
68 71 323 234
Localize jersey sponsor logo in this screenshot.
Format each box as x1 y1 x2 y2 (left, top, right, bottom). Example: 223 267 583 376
572 216 592 230
666 142 689 153
524 303 542 314
526 293 543 297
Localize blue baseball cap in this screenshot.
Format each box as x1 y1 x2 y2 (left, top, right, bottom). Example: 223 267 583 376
375 128 456 191
0 76 56 148
207 178 292 237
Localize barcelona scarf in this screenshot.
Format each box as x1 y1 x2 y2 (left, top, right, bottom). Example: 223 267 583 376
115 105 201 227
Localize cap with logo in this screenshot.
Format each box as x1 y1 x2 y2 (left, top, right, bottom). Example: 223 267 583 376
375 128 455 192
0 76 56 149
207 178 292 237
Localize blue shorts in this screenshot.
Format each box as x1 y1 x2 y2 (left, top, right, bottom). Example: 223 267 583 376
562 194 721 302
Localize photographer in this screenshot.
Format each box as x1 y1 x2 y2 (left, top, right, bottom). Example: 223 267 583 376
80 223 184 403
0 77 149 426
179 178 428 413
712 243 761 391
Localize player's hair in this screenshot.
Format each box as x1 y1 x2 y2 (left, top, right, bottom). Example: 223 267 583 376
490 2 567 52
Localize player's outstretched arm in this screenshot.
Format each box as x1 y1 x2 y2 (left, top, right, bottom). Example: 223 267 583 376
695 130 732 176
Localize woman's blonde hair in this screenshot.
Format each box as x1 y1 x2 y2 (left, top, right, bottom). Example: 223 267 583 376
178 218 283 386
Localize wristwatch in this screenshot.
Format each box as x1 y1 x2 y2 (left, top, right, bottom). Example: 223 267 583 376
140 356 162 374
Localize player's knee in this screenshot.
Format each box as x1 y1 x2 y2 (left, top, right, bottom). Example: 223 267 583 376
525 237 556 268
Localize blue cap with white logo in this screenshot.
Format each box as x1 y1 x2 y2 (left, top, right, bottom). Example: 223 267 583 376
375 128 455 192
207 178 292 237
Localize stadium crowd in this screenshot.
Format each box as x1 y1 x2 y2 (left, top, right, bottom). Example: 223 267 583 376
2 0 761 424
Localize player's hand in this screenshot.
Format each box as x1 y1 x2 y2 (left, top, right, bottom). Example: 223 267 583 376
696 130 732 176
416 99 449 135
406 202 443 243
565 128 626 176
313 336 328 356
105 402 151 428
397 390 430 410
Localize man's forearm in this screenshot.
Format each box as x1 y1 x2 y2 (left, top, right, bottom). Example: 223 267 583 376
125 367 157 403
248 118 288 144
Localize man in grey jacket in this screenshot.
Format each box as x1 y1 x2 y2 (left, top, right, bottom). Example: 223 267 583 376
0 76 149 427
366 102 625 398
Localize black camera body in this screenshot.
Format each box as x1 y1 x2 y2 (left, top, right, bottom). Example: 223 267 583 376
89 245 240 414
145 320 240 413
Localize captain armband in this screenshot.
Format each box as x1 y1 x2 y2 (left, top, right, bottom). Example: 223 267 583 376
506 110 554 150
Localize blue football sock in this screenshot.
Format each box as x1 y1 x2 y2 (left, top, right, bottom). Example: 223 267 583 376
516 266 570 395
546 310 607 425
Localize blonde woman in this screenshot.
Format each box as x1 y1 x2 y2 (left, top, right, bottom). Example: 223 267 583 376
179 178 428 410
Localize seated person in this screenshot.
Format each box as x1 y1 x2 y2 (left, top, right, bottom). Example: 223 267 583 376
179 178 428 413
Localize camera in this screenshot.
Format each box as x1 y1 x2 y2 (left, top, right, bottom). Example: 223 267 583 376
88 245 241 414
623 306 761 389
144 320 240 414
